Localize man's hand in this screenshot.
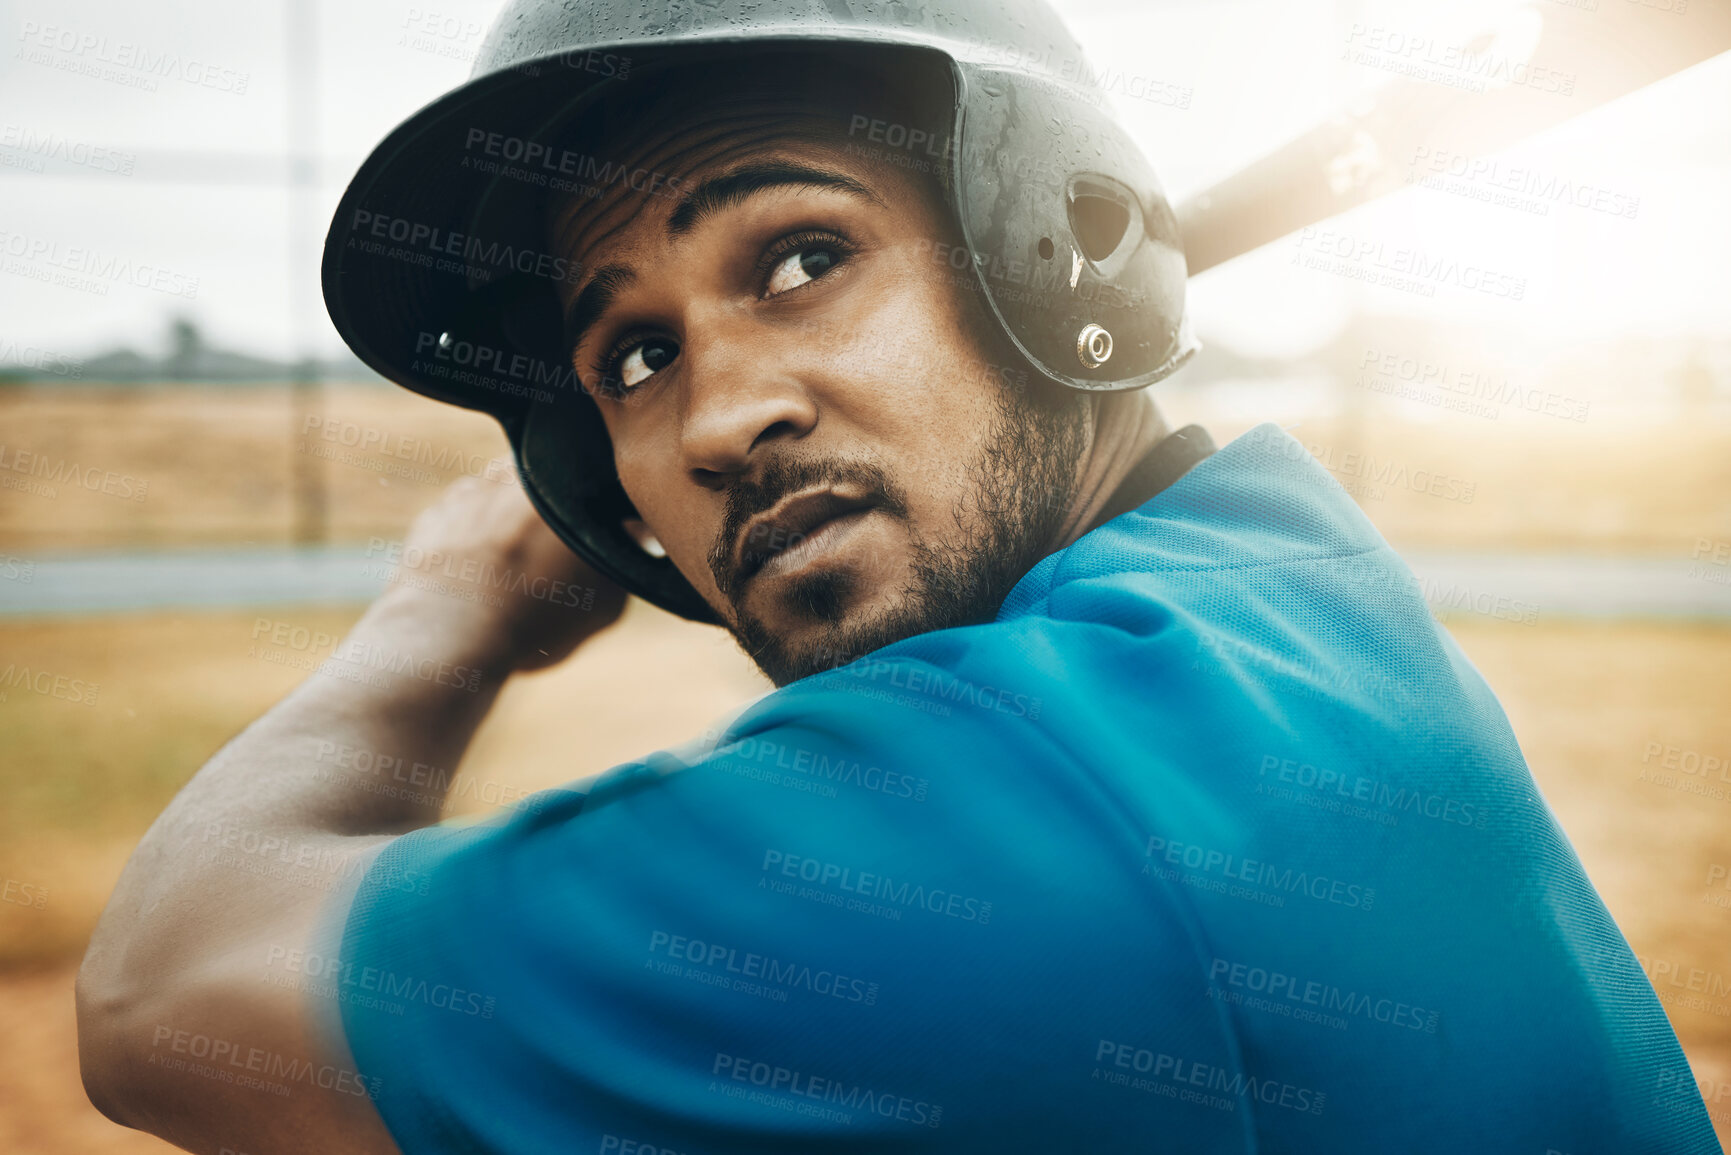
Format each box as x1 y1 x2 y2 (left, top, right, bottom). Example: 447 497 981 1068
386 466 628 673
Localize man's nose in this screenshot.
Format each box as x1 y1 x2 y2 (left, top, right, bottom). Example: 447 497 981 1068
676 320 819 486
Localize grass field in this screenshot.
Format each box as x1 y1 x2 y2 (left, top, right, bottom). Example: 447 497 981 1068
0 383 509 551
1 382 1729 555
2 382 1729 1150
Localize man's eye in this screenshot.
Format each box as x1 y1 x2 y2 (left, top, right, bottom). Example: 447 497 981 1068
615 339 678 388
765 247 839 297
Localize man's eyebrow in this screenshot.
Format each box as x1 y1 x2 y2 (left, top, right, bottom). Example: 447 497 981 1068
563 163 882 365
563 262 636 366
665 161 882 237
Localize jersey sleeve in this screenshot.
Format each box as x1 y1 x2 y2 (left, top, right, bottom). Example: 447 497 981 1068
333 652 1237 1155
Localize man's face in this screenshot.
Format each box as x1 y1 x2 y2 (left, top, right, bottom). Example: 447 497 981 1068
551 106 1087 686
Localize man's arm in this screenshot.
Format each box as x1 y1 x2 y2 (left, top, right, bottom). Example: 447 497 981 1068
76 474 625 1154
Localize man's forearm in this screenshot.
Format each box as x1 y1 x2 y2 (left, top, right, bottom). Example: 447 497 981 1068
80 588 511 1030
153 586 508 845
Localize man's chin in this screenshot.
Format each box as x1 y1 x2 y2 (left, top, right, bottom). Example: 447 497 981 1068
731 573 925 687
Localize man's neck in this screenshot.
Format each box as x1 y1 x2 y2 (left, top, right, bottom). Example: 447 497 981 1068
1050 391 1170 552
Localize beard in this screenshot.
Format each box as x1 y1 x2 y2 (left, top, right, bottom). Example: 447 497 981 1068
708 381 1090 687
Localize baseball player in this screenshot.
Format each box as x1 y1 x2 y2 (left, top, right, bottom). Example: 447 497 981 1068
77 1 1719 1152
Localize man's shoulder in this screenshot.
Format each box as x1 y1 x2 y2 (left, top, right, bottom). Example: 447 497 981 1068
1000 422 1390 625
715 647 1065 776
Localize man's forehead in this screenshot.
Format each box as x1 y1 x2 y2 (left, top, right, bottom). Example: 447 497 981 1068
548 132 893 303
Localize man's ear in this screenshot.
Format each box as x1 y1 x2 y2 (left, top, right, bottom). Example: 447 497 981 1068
622 517 667 558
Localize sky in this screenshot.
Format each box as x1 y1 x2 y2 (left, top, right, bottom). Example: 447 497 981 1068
0 0 1727 365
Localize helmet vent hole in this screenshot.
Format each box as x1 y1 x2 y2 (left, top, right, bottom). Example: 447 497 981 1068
1069 192 1130 263
1037 236 1055 260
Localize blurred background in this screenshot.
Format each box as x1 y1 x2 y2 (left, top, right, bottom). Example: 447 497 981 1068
1 0 1728 1149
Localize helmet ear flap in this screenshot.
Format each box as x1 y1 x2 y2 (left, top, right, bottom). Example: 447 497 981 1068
513 397 724 625
422 272 571 420
436 275 725 622
948 62 1196 392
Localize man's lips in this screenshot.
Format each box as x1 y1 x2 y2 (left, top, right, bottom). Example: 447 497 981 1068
735 487 879 586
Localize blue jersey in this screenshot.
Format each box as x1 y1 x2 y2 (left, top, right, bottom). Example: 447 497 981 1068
337 423 1716 1153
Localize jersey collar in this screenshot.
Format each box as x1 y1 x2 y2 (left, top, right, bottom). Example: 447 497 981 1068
1085 423 1217 533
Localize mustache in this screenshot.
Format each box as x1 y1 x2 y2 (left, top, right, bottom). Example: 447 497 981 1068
707 452 909 604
